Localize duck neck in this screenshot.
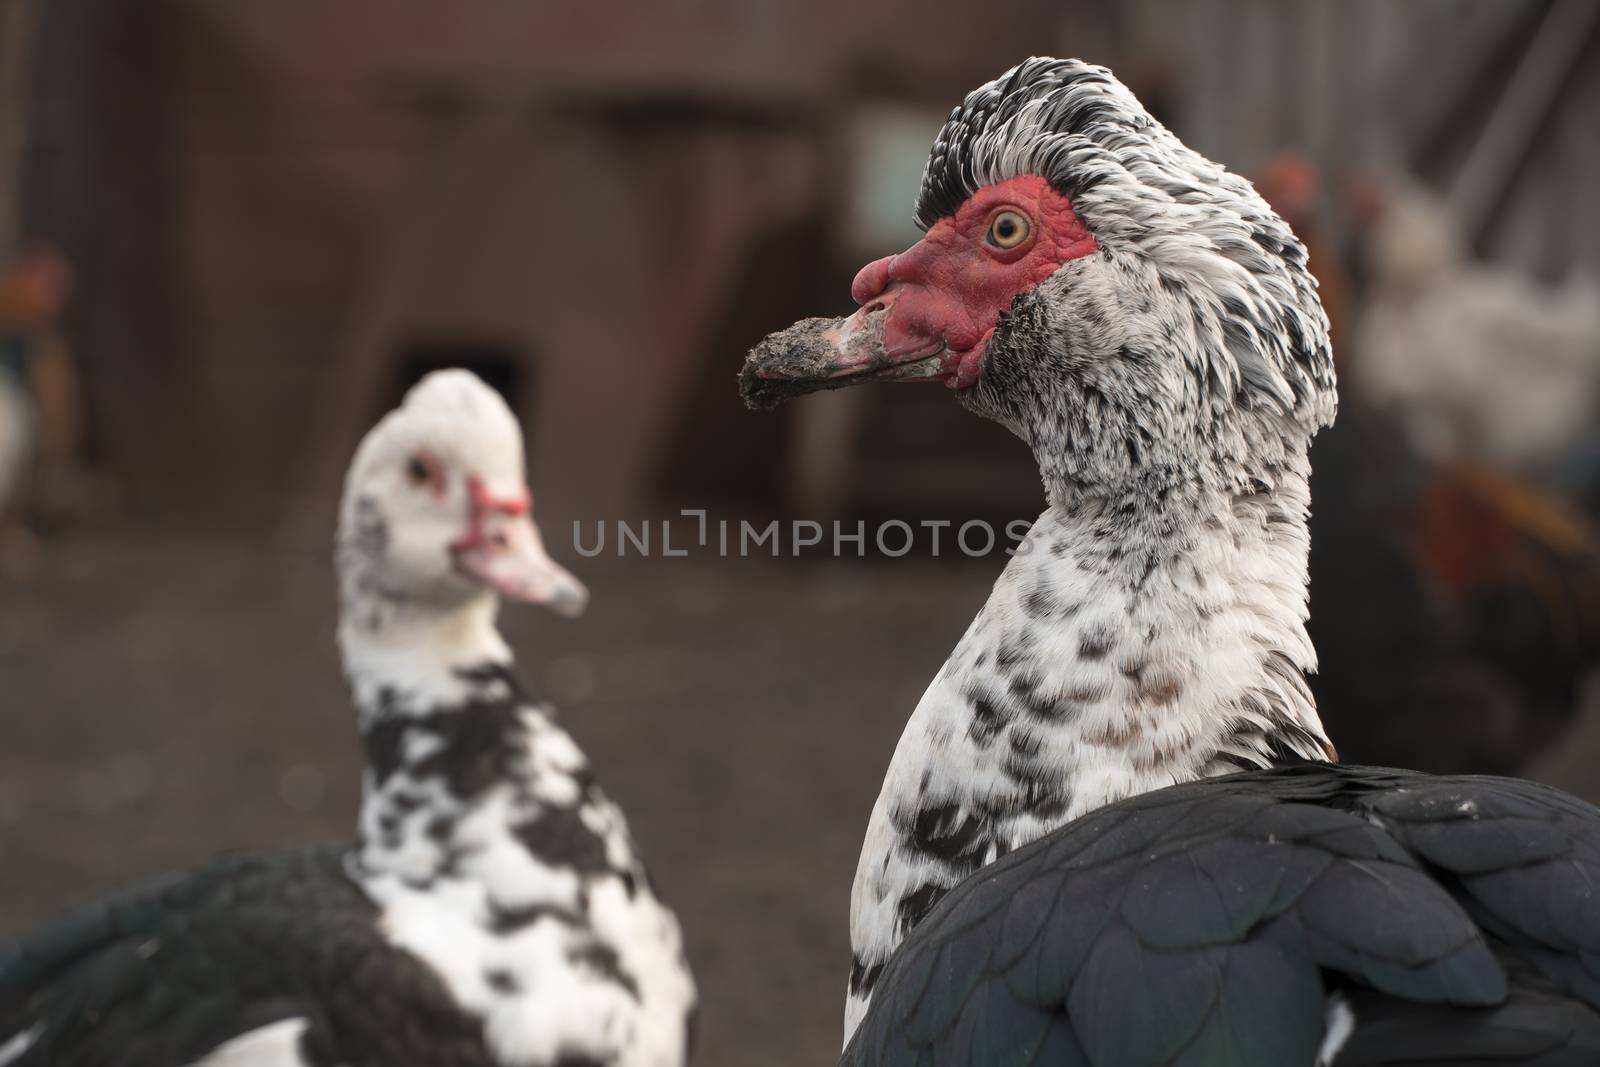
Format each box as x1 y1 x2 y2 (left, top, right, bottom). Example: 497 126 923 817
870 453 1334 885
951 460 1335 817
339 586 542 889
843 448 1336 1040
339 586 513 720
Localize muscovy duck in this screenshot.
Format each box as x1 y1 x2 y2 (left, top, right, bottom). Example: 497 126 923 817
0 371 696 1067
743 58 1600 1064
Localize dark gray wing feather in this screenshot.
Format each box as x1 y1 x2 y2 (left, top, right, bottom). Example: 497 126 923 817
845 764 1600 1067
0 846 493 1067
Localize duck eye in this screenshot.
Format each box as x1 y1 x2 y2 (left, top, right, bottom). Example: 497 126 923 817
985 210 1031 250
405 456 432 486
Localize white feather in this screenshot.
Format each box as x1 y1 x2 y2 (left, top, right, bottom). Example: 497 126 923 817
1316 994 1356 1065
188 1019 312 1067
0 1025 40 1067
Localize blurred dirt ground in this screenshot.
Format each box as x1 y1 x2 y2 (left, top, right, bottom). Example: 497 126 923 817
0 529 996 1067
7 529 1600 1065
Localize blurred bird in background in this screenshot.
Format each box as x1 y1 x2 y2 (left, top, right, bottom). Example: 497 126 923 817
1351 174 1600 485
0 371 695 1067
0 240 84 579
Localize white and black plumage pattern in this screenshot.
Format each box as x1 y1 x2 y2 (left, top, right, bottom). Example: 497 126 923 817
922 56 1336 465
843 492 1336 1035
345 660 694 1067
0 372 695 1067
739 58 1600 1060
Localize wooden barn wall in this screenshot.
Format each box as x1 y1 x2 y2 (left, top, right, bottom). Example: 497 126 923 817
18 0 1596 518
20 0 1069 521
0 0 35 252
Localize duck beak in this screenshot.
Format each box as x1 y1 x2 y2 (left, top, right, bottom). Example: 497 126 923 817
451 479 588 617
739 293 946 411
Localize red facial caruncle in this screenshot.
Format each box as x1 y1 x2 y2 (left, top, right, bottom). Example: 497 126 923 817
450 475 531 557
445 473 588 617
850 175 1098 390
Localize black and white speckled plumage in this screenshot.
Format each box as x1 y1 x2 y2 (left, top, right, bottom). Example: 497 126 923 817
827 57 1600 1061
332 376 692 1067
0 373 695 1067
339 657 692 1067
923 57 1335 489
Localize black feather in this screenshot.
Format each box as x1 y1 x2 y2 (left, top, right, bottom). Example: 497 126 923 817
844 764 1600 1067
0 848 494 1067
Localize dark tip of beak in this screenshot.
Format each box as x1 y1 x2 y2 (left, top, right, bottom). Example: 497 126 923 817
551 581 589 619
738 317 841 410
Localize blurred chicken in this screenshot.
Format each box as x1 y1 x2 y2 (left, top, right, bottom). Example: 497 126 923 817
1351 175 1600 478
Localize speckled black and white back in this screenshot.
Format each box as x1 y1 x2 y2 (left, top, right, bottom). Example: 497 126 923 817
345 664 695 1067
